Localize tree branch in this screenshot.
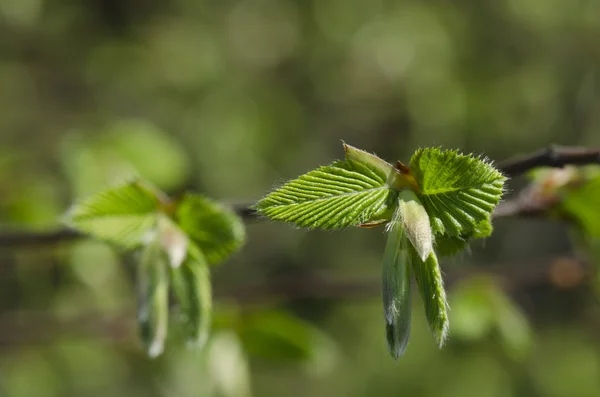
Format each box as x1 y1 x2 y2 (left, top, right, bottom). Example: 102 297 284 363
0 228 83 248
497 146 600 178
1 145 599 248
0 204 259 248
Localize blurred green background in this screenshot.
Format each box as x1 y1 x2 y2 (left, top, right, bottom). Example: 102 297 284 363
1 0 600 396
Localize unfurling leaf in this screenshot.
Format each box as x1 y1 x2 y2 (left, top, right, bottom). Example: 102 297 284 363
397 190 433 261
254 159 395 229
343 143 420 191
434 234 468 257
410 249 449 347
157 215 189 268
343 143 395 178
410 148 506 238
382 206 412 359
175 194 245 266
171 248 212 348
137 235 170 357
64 180 162 248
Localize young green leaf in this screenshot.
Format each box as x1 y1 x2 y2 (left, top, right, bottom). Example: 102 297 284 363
410 148 506 238
562 174 600 239
137 235 170 357
397 190 433 261
343 143 395 177
64 180 162 248
434 234 468 257
410 249 449 348
434 217 493 257
382 206 412 359
175 194 245 266
170 248 212 349
255 159 395 229
157 215 189 268
343 143 420 191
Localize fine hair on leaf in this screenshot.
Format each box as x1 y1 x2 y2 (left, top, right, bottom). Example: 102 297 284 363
254 159 396 229
410 249 449 347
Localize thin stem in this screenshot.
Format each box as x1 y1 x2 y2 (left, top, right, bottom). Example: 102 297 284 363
498 146 600 178
1 146 599 248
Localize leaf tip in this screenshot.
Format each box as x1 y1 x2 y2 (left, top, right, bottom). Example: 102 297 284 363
148 340 165 358
386 321 410 360
434 317 450 349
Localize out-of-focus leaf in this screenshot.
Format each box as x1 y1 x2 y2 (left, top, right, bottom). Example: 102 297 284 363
175 194 245 266
382 204 412 360
64 180 162 249
450 277 531 359
60 121 190 197
137 235 170 358
410 148 506 238
170 250 212 349
254 158 395 229
157 215 189 268
563 174 600 239
410 248 449 348
493 287 532 360
208 331 252 397
59 134 140 197
450 280 496 341
107 119 191 191
237 310 336 366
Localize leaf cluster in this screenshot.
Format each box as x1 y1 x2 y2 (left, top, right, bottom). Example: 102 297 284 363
65 181 245 357
255 143 507 358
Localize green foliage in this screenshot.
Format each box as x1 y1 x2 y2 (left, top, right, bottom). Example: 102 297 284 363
343 143 395 177
409 249 449 348
434 234 469 257
254 159 395 229
64 143 506 360
256 143 506 359
64 180 161 248
64 181 246 357
396 190 433 261
562 174 600 239
410 148 506 238
137 235 170 357
175 194 246 266
450 277 532 360
157 214 189 268
382 207 412 359
170 251 212 349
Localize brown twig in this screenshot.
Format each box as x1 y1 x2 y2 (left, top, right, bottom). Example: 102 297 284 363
1 146 599 248
0 204 259 248
0 228 83 248
497 145 600 178
492 195 561 219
